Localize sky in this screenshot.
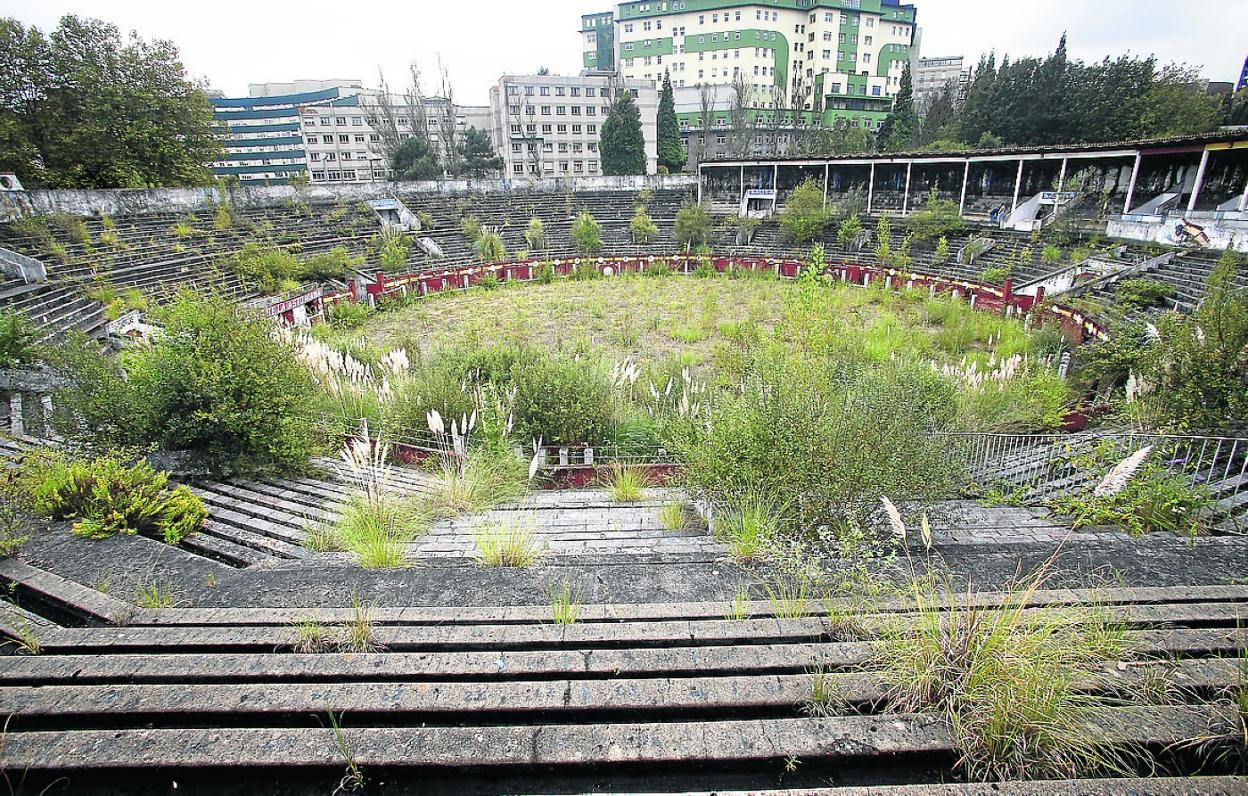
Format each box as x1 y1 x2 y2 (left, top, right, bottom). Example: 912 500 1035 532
5 0 1246 103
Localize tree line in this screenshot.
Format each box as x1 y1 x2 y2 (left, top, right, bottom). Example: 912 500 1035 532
0 15 222 189
873 35 1229 154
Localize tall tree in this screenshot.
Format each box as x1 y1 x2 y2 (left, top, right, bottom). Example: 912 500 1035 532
0 15 220 188
391 135 439 180
656 70 685 173
459 126 502 177
434 56 460 176
365 63 429 169
919 80 958 146
877 62 919 152
600 89 646 175
728 71 755 158
795 118 873 156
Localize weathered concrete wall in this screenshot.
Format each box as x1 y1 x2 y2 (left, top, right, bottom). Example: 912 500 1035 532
1108 213 1248 252
0 175 697 221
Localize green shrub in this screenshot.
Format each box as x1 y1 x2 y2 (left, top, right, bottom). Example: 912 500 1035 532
328 301 375 329
571 211 603 255
388 344 615 446
678 355 963 540
22 451 204 544
629 206 659 244
674 201 711 248
51 293 320 476
212 203 234 231
905 190 965 241
474 230 507 263
226 243 301 294
0 311 39 368
302 246 363 282
50 214 90 246
837 213 863 250
1115 278 1175 310
980 264 1012 284
1052 463 1210 537
524 217 547 251
536 261 555 284
460 216 483 242
779 178 831 244
377 232 410 273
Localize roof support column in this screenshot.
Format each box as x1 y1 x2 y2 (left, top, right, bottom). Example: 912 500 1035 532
1057 157 1068 191
1186 148 1211 214
867 162 876 215
1239 173 1248 213
1124 153 1143 214
823 163 830 209
958 160 970 215
738 164 744 209
772 163 779 213
902 162 913 215
1011 159 1025 213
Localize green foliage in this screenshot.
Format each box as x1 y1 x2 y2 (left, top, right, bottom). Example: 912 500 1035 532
391 135 439 181
779 178 832 244
674 201 711 248
715 488 787 562
328 301 375 329
332 494 427 568
678 354 963 540
1114 278 1175 310
980 264 1012 284
52 293 320 475
0 310 39 368
837 213 863 250
212 203 233 231
1052 463 1210 537
22 451 205 543
474 230 507 263
877 571 1129 780
933 236 950 266
656 71 686 172
301 246 362 282
874 215 893 266
460 216 483 243
877 62 920 152
794 118 874 157
1125 250 1248 430
603 465 647 502
570 211 603 255
905 190 965 241
459 126 503 177
629 206 659 244
377 232 410 273
524 217 547 251
600 90 647 175
0 16 222 188
1042 244 1063 264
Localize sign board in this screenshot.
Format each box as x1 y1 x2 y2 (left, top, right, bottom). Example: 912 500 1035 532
265 287 324 317
744 189 777 200
1039 191 1078 205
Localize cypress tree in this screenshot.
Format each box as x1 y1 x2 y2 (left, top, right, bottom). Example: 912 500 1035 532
878 62 920 152
600 89 647 175
656 71 686 173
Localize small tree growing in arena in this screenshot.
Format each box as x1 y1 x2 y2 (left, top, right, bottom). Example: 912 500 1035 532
779 178 832 244
392 136 440 181
601 90 647 176
674 201 712 249
571 211 603 254
460 127 503 177
630 206 659 244
656 71 686 173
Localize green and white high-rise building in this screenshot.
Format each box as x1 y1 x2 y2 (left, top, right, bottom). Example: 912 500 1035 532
581 1 917 161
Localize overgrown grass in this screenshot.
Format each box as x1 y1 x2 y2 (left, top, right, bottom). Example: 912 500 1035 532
292 619 333 654
333 495 427 568
603 465 647 503
135 583 176 609
874 571 1133 780
471 516 542 567
549 579 582 625
714 490 786 562
343 594 381 653
430 453 528 517
658 502 688 531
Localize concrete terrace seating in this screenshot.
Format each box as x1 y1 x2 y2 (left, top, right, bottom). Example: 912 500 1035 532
0 201 381 338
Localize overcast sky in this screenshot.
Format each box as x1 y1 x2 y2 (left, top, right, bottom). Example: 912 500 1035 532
6 0 1246 102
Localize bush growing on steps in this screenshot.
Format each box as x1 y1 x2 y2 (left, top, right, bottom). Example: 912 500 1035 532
384 343 615 447
1114 278 1175 310
49 293 321 476
571 211 603 255
0 310 39 369
778 178 832 244
676 351 964 546
21 450 206 544
674 201 711 248
227 243 363 294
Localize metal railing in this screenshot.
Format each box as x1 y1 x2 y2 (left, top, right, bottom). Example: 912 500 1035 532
946 430 1248 528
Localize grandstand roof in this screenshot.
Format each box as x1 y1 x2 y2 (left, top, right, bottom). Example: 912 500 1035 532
700 131 1248 168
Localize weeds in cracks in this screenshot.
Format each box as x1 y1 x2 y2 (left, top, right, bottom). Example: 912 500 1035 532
603 464 648 503
549 579 582 625
327 710 365 794
472 515 543 567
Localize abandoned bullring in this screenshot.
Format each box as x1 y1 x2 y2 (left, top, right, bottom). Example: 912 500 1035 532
0 132 1247 794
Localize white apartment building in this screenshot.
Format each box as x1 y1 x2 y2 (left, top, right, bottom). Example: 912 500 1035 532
489 74 658 177
583 1 917 129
